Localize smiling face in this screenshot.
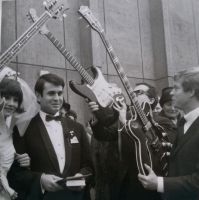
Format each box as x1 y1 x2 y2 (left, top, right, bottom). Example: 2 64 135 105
162 100 179 119
3 95 19 118
37 82 64 115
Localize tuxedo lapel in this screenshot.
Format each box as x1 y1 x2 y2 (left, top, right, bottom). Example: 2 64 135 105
171 117 199 156
61 117 72 175
36 114 60 173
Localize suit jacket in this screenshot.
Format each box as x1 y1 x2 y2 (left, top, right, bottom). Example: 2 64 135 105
164 116 199 200
9 113 92 200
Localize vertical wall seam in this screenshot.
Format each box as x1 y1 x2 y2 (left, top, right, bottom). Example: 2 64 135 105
191 0 199 65
136 0 144 81
15 0 19 74
63 16 69 102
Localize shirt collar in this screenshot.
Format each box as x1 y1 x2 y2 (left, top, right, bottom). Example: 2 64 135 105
39 110 60 122
184 107 199 124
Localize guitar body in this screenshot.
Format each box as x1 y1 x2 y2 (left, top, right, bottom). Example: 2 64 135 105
125 119 152 175
125 114 168 175
69 67 124 107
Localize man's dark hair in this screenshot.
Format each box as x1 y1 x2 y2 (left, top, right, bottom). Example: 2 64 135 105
0 78 23 112
136 82 158 110
34 73 65 96
67 110 77 120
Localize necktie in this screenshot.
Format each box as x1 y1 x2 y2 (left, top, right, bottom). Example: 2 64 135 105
177 117 186 137
178 117 186 127
46 115 62 122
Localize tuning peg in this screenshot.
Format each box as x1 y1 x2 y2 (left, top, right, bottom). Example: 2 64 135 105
63 13 67 18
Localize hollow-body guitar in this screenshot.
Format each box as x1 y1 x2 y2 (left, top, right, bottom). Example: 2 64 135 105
79 6 169 176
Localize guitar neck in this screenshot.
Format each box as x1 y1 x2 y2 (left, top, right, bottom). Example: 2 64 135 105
99 30 149 126
45 31 94 85
0 11 50 70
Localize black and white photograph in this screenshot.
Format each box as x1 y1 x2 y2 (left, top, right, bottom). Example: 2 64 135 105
1 0 199 199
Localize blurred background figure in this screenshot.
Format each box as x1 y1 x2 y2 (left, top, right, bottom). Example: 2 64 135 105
155 87 181 143
67 109 77 121
60 100 70 117
159 87 180 125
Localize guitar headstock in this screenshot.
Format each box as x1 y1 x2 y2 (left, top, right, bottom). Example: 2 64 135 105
78 6 103 33
28 8 49 35
43 0 69 19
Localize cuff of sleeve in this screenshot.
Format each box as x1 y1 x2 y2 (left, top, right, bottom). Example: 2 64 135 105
157 177 164 193
40 173 45 194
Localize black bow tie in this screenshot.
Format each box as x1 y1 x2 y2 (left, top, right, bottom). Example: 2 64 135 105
46 115 62 122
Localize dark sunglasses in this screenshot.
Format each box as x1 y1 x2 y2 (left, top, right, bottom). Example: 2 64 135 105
133 90 147 96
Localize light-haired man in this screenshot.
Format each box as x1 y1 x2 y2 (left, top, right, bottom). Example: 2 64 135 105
138 67 199 200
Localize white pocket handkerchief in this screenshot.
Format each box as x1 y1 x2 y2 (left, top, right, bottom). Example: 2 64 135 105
70 136 79 144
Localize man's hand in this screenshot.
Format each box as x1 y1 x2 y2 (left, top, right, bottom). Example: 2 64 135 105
138 164 158 190
41 174 62 192
87 101 99 112
15 153 31 167
10 191 18 200
113 100 127 124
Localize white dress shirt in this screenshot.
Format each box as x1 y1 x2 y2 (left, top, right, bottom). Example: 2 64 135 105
157 107 199 192
40 111 65 173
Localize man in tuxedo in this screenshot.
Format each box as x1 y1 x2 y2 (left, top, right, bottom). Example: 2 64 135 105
138 67 199 200
8 73 92 200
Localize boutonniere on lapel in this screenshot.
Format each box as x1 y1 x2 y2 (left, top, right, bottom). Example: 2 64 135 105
69 130 79 144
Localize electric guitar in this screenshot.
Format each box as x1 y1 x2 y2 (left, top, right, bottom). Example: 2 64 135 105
28 8 124 109
78 6 169 176
0 0 69 70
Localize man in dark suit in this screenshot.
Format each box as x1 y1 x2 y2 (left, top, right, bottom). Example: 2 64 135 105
138 67 199 200
88 83 162 200
8 73 92 200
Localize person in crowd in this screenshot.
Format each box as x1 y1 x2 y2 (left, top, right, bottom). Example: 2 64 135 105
0 67 36 200
60 100 71 118
87 82 163 200
156 87 181 143
138 67 199 200
133 83 178 144
67 109 78 121
8 73 92 200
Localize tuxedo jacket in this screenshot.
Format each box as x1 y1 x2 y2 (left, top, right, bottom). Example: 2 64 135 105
9 113 92 200
164 116 199 200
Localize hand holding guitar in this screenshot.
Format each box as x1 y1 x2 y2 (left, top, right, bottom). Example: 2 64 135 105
138 164 158 191
113 100 127 125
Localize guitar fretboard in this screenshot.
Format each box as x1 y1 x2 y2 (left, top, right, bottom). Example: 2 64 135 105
99 30 149 127
0 11 50 70
46 32 94 85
